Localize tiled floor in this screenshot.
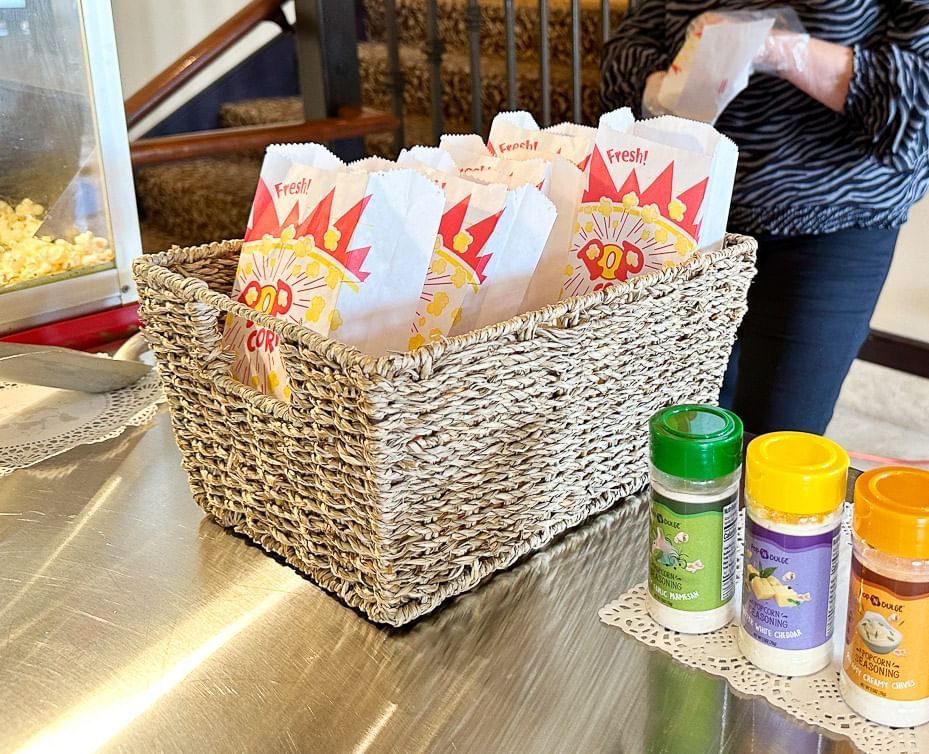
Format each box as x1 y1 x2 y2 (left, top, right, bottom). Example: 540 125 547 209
826 360 929 470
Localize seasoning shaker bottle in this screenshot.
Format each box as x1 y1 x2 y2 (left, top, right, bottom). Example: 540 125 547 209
840 466 929 727
646 404 743 634
738 432 849 676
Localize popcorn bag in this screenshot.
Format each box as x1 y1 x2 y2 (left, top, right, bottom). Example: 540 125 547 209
563 111 737 298
399 146 557 338
396 148 510 348
443 122 590 313
657 15 774 124
487 111 595 169
223 145 442 400
450 183 556 334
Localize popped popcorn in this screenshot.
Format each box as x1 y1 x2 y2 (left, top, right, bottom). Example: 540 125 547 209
0 199 114 288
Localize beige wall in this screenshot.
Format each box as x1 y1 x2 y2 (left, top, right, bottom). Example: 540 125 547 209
111 0 293 137
872 197 929 342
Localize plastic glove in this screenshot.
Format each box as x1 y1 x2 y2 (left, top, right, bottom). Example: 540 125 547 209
750 8 809 78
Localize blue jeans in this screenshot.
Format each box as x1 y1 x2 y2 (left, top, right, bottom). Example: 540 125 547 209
719 227 899 435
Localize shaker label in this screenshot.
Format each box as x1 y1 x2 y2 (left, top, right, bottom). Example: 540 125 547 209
648 489 737 612
741 518 840 651
843 555 929 702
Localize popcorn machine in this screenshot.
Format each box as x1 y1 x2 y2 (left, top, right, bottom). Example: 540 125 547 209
0 0 140 343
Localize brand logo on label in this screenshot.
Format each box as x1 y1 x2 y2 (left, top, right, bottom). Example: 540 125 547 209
758 547 789 564
655 512 681 530
864 592 904 613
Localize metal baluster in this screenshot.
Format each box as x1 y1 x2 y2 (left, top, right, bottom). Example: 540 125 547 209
466 0 483 133
504 0 517 110
601 0 610 45
383 0 405 154
425 0 444 143
539 0 551 126
571 0 581 123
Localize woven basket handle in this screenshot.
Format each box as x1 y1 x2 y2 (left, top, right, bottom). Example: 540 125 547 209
135 250 365 420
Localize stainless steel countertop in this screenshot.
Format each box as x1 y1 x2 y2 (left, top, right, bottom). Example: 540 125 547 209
0 410 856 753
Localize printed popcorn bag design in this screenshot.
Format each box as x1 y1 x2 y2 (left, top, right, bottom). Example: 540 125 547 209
439 130 589 314
396 150 509 349
410 191 506 348
223 146 442 399
487 111 596 170
224 165 370 400
450 184 556 335
563 113 737 298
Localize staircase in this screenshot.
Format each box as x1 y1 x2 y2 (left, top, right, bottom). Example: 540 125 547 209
137 0 627 252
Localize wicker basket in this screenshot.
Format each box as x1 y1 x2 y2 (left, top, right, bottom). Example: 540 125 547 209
133 234 757 626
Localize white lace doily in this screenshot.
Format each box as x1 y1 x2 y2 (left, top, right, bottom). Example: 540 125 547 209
600 508 929 754
0 368 164 477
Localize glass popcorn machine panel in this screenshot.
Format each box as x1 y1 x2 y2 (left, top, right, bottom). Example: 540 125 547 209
0 0 140 334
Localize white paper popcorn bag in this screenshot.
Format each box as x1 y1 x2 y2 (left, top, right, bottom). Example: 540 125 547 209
545 121 598 143
488 110 594 169
658 17 774 124
224 157 371 400
562 112 737 299
224 145 446 398
392 149 510 348
439 133 491 161
450 184 556 334
519 156 585 313
632 116 738 252
397 146 459 173
332 170 444 355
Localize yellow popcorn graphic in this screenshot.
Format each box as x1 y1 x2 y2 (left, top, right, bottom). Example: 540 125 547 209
408 333 425 350
641 203 660 224
430 256 448 275
244 286 259 307
564 263 574 276
305 295 327 322
598 197 613 216
323 226 341 251
426 291 450 316
451 265 469 289
429 328 444 342
622 192 639 209
306 259 321 278
641 227 652 241
293 238 309 258
668 198 686 222
654 227 669 244
329 309 343 331
453 230 473 253
675 235 694 256
584 221 594 233
325 265 341 289
268 371 280 391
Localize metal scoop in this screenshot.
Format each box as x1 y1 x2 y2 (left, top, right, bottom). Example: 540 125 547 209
0 340 151 393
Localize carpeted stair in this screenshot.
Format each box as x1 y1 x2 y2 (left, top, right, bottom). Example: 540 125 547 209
137 0 627 251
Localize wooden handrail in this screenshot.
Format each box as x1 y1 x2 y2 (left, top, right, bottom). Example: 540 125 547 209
129 107 399 167
125 0 287 129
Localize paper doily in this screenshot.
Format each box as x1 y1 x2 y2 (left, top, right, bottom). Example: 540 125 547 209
600 508 929 754
0 368 164 477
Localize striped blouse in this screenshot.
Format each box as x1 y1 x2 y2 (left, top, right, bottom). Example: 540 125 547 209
601 0 929 236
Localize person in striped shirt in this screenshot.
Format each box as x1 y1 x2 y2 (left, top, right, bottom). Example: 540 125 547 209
603 1 929 435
